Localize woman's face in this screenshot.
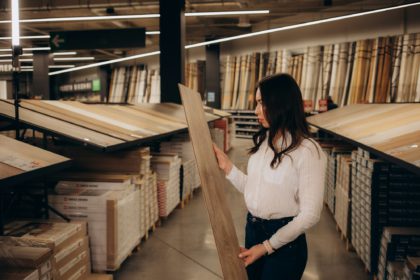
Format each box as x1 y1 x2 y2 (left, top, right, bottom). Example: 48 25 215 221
254 88 269 128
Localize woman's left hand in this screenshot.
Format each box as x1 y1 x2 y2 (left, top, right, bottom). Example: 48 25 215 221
238 244 267 267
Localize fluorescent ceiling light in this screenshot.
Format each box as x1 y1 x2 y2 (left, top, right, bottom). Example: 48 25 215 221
0 35 50 40
49 2 419 76
11 0 20 46
0 10 269 24
0 14 160 24
186 2 420 49
185 10 269 16
0 47 51 52
0 58 31 62
53 57 94 61
49 51 160 75
52 52 77 56
49 65 75 68
146 31 160 35
21 69 33 72
0 53 32 57
20 65 33 69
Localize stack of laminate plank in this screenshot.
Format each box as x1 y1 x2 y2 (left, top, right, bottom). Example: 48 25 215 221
377 227 420 280
220 31 420 110
108 66 160 104
402 257 420 280
185 61 206 97
334 154 353 240
160 134 201 191
351 148 420 274
0 242 53 280
0 220 89 280
151 154 181 217
134 171 159 239
49 176 140 272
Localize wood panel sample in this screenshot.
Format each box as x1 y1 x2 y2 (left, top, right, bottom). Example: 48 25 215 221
178 84 248 280
308 104 420 171
0 135 70 187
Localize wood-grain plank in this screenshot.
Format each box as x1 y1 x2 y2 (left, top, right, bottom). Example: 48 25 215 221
0 100 123 148
179 84 248 280
20 100 136 141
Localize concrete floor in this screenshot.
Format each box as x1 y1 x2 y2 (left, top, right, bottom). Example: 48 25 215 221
114 139 370 280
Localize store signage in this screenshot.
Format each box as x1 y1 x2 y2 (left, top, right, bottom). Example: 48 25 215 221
50 28 145 51
60 81 93 92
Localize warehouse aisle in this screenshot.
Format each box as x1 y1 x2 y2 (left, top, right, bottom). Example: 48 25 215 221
114 139 369 280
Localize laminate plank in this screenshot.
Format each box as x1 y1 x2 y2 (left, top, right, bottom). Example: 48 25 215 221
20 100 136 141
179 84 248 280
0 134 70 182
0 100 123 148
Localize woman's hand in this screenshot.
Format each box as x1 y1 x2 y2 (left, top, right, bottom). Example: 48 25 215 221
238 245 267 267
212 143 233 175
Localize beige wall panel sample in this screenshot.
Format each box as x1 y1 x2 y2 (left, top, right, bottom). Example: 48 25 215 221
179 84 248 280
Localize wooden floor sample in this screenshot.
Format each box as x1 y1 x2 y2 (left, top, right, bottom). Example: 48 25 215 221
179 84 248 280
0 135 70 185
308 104 420 168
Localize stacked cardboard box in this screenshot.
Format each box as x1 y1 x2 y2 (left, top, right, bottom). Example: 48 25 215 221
351 148 420 274
151 154 181 217
48 178 140 272
1 220 89 280
402 257 420 280
160 134 200 192
377 227 420 280
0 243 52 280
334 154 353 239
134 172 159 238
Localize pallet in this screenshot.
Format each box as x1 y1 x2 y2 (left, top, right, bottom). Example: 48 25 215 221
103 237 141 272
335 224 354 252
178 192 192 209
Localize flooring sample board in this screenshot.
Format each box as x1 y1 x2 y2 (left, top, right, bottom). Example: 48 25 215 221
0 135 71 187
308 104 420 173
178 84 248 280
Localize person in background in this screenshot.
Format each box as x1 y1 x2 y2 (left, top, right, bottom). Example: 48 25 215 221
213 73 326 280
327 95 338 110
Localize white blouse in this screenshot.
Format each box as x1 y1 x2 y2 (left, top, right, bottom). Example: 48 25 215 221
226 135 326 250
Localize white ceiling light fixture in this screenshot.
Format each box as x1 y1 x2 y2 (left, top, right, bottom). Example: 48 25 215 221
11 0 20 46
0 35 49 40
48 65 75 68
185 2 420 49
52 52 77 56
49 51 160 75
0 53 32 57
146 31 160 35
185 10 269 16
53 57 95 61
0 10 269 24
20 65 32 69
49 2 420 76
0 58 32 62
0 47 51 52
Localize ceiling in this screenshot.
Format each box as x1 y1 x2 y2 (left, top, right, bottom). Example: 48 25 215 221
0 0 416 70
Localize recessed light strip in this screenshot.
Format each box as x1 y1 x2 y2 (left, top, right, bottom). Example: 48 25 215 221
53 57 94 61
0 35 50 40
52 52 77 56
186 2 420 49
49 51 160 76
49 2 419 76
146 31 160 35
0 10 270 24
11 0 20 46
185 10 269 16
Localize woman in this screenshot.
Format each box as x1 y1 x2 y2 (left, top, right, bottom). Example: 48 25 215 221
213 73 326 280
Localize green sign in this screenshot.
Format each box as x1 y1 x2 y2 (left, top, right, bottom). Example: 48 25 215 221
92 79 101 92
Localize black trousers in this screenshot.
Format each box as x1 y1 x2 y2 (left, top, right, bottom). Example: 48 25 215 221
245 213 308 280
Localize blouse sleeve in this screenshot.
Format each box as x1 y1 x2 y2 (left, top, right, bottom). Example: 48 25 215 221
268 140 326 249
225 165 247 194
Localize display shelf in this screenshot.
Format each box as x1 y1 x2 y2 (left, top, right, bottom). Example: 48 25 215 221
0 135 71 188
308 104 420 175
224 110 259 139
0 100 221 152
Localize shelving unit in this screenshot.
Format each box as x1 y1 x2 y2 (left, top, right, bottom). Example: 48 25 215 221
308 104 420 276
225 110 259 139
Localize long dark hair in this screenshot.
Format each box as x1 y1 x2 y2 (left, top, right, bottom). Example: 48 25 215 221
249 73 312 168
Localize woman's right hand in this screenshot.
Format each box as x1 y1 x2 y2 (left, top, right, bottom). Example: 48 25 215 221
212 143 233 175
